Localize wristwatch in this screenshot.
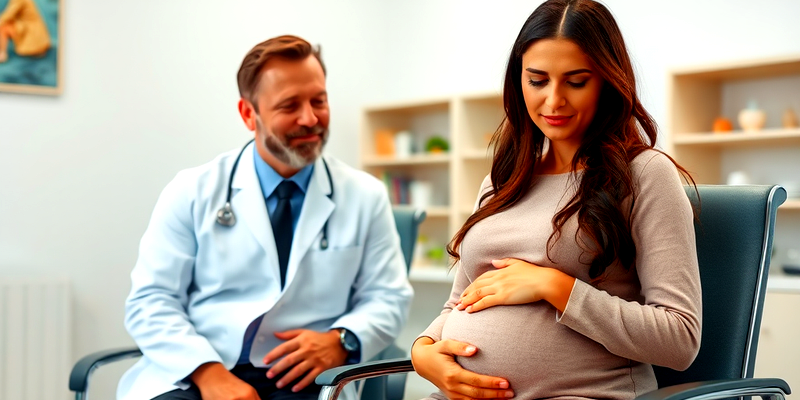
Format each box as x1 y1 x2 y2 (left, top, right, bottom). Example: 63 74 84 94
336 328 360 359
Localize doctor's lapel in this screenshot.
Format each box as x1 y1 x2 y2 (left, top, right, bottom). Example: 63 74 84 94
287 157 335 286
230 143 281 279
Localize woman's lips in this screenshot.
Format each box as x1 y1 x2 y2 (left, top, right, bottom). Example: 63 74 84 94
542 115 572 126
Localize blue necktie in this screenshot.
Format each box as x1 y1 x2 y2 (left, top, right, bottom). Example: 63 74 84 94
272 181 296 289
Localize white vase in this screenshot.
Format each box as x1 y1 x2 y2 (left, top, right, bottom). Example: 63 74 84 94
394 131 413 158
738 108 766 132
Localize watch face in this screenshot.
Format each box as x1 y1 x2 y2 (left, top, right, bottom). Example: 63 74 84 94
340 329 359 352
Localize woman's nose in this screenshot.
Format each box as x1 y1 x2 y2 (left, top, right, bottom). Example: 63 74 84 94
545 85 567 111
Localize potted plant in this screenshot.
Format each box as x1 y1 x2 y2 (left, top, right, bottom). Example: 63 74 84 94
425 135 449 153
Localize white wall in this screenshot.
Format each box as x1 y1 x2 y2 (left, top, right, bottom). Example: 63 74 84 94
1 1 799 399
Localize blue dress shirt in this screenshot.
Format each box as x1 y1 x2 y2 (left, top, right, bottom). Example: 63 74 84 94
253 146 314 230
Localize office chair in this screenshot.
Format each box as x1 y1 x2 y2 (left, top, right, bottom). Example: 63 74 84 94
69 206 426 400
316 185 791 400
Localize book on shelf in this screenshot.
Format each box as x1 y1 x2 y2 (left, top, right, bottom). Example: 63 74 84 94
381 172 411 205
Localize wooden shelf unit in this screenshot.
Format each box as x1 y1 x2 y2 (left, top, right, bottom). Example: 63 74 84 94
361 92 503 274
666 55 800 187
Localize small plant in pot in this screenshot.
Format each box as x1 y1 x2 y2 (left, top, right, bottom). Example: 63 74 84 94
425 136 449 153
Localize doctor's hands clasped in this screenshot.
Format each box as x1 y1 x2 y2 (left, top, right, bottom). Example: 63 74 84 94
457 258 576 313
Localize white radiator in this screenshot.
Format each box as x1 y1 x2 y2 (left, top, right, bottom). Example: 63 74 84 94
0 278 71 400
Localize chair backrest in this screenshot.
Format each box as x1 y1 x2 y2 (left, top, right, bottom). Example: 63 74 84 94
653 185 786 388
391 207 427 272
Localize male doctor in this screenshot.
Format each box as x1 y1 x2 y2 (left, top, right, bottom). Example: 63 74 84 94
118 35 413 400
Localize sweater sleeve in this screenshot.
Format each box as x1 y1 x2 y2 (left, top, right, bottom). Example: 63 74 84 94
557 152 702 370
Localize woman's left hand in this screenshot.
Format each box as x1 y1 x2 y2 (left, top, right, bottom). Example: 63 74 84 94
457 258 575 313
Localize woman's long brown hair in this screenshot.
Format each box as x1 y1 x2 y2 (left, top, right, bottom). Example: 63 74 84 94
447 0 695 279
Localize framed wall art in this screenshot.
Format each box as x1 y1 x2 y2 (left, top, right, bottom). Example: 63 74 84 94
0 0 62 95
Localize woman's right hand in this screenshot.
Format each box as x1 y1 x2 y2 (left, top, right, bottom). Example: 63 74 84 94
411 337 514 400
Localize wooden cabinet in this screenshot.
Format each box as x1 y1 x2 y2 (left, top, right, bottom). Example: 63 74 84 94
755 286 800 393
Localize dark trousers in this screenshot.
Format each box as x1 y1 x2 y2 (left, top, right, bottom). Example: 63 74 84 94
152 363 322 400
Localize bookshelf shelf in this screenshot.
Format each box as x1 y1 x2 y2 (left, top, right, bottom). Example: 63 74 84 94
425 207 451 218
461 149 493 161
672 128 800 147
780 199 800 211
362 154 451 167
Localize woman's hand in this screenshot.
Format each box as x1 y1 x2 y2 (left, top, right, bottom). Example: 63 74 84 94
457 258 575 313
411 337 514 400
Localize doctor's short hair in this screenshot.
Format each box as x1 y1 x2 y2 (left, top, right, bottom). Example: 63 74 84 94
237 35 326 106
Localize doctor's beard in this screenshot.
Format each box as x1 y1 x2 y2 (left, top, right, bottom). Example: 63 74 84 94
256 117 329 169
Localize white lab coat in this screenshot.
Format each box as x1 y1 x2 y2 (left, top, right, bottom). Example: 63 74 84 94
118 143 413 400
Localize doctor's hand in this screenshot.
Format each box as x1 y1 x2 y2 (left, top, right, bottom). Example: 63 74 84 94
411 337 513 400
263 329 346 392
191 362 261 400
457 258 575 313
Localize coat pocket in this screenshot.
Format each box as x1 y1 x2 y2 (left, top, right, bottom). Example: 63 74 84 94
297 245 364 316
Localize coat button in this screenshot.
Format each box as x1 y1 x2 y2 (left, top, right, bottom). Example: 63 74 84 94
257 336 266 343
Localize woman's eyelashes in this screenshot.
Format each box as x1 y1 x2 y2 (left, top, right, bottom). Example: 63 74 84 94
528 79 548 87
527 78 589 88
567 80 588 88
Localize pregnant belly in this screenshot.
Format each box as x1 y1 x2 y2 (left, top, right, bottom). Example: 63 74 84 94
439 304 629 393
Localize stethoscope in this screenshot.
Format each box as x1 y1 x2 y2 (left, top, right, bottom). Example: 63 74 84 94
216 139 334 250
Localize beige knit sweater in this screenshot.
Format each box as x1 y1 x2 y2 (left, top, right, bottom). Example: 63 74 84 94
419 150 702 400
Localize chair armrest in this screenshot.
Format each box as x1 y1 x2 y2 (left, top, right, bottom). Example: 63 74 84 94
69 347 142 392
315 358 413 400
634 378 791 400
316 357 413 386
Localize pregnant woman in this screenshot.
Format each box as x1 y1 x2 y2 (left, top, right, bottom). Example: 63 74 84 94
410 1 702 399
